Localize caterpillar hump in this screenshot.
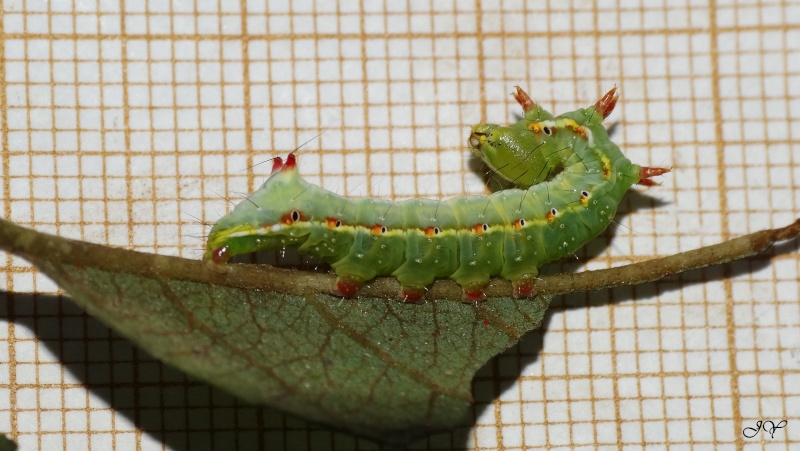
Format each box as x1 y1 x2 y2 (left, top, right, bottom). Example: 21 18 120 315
205 88 669 302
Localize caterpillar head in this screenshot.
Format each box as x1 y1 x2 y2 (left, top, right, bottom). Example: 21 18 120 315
204 154 313 265
469 121 555 188
469 87 619 188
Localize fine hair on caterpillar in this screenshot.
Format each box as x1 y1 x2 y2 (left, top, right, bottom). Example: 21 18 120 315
205 87 670 302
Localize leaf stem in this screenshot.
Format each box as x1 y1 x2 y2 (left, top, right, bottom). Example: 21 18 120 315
529 219 800 297
0 218 798 302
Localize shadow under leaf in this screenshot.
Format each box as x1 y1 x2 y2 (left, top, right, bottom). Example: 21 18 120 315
4 292 472 451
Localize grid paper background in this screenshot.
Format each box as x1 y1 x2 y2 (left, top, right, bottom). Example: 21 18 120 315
1 0 799 450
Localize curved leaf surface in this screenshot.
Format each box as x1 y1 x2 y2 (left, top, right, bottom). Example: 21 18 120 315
0 219 550 443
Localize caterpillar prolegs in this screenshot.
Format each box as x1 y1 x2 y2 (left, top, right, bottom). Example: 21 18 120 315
204 87 669 302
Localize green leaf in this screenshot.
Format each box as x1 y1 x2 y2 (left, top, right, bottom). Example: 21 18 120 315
0 218 550 444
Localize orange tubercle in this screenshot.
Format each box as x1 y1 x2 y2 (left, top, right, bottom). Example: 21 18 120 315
472 223 488 235
280 210 304 225
602 163 612 180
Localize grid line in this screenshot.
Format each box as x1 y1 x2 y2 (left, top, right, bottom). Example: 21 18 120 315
707 1 744 449
0 5 19 444
4 21 800 41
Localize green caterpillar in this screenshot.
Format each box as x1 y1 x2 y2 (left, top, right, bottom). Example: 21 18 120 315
204 87 668 302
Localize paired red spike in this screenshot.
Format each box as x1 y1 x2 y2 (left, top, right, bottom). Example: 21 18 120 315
270 157 284 174
284 152 297 169
270 154 299 174
637 166 671 186
595 87 619 120
513 86 537 113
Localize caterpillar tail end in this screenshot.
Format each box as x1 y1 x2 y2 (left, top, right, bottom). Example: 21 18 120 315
335 277 362 298
637 166 671 187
